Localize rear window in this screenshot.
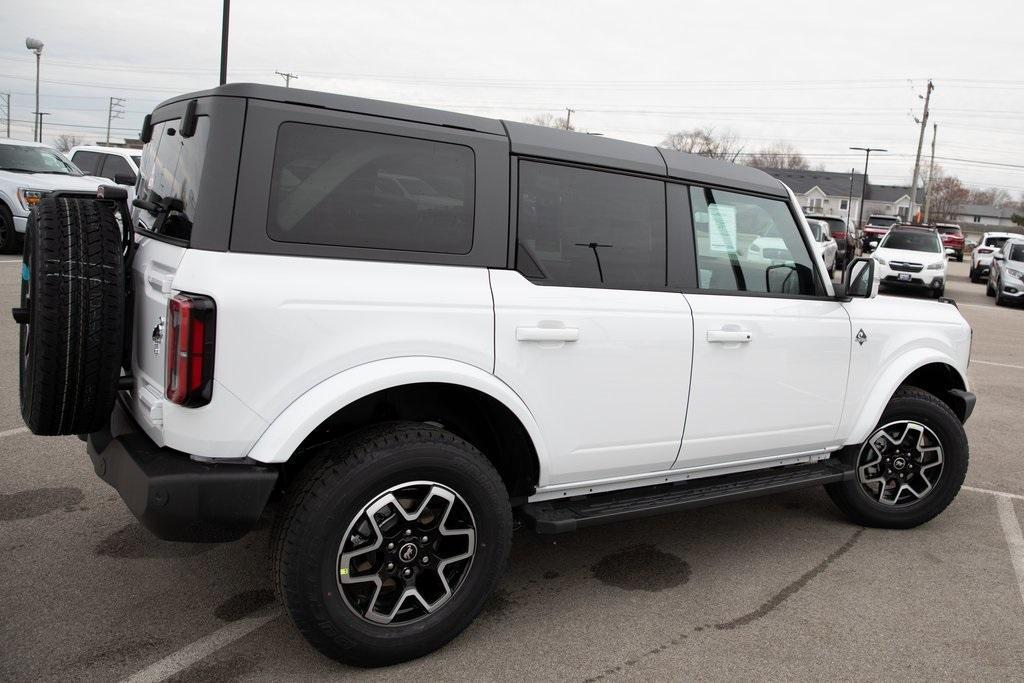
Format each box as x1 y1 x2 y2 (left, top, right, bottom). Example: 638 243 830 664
880 230 940 253
985 236 1010 249
936 226 962 235
135 117 210 241
868 216 898 227
819 218 846 234
267 122 475 254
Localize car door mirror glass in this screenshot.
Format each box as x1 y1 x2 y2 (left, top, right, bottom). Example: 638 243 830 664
114 172 136 187
844 258 875 298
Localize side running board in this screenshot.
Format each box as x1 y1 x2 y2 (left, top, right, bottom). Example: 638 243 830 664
521 460 854 534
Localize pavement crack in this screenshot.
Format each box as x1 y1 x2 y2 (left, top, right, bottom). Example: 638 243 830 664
582 528 864 682
715 527 864 630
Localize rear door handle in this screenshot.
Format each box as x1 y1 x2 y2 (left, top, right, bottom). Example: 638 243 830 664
707 329 752 343
516 327 580 343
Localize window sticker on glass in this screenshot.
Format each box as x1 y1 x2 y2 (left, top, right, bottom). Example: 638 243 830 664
707 204 737 253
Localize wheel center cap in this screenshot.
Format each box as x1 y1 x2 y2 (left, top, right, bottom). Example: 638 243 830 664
892 456 908 470
398 542 418 563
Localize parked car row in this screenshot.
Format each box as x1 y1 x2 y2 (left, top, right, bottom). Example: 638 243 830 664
0 139 140 253
968 232 1024 307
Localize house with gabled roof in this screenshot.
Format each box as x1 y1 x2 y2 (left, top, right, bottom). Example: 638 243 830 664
763 168 925 225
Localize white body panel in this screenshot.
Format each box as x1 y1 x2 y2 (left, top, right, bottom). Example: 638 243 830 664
490 269 693 485
137 249 494 460
679 294 851 466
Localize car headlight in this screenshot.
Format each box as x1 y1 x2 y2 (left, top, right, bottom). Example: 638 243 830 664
873 256 887 265
927 261 945 270
1007 268 1024 279
17 188 47 211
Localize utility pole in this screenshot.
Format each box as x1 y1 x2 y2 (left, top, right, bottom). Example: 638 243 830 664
36 112 50 142
909 79 934 224
923 123 937 224
850 146 887 232
106 96 125 144
0 93 10 138
846 168 855 226
564 108 575 130
219 0 230 85
275 71 298 88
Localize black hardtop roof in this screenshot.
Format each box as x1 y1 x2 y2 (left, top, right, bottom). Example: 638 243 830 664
157 83 786 197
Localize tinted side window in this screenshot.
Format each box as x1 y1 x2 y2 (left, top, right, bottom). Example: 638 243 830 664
516 161 666 289
71 150 100 174
267 122 475 254
99 154 133 181
689 186 817 295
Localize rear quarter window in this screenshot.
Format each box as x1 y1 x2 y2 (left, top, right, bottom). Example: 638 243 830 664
266 122 475 254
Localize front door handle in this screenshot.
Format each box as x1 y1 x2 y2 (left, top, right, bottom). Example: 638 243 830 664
516 327 580 343
707 329 752 343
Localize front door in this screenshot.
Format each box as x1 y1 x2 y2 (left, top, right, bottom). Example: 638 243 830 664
492 160 693 486
677 186 851 469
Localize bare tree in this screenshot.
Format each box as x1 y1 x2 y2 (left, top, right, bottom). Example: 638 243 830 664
967 187 1012 207
926 171 971 222
746 141 809 170
659 127 744 162
53 134 84 153
525 112 576 131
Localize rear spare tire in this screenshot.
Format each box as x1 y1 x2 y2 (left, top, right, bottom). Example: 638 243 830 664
17 197 125 435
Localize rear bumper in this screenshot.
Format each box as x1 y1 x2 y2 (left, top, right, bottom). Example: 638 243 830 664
87 401 278 542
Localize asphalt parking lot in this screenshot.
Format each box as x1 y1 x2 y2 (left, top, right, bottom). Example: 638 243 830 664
2 257 1023 681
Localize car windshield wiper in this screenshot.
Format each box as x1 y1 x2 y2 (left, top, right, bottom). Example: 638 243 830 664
133 192 183 216
0 167 45 174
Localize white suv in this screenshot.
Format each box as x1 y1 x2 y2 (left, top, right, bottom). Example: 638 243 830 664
872 225 948 298
13 84 976 666
0 139 106 252
68 145 142 204
970 231 1018 283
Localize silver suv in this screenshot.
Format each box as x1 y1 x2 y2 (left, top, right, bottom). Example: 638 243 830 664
987 237 1024 306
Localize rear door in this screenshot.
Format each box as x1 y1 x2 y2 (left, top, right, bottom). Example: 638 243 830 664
492 160 693 486
677 186 851 469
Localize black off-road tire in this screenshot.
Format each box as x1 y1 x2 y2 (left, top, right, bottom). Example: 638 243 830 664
0 203 21 254
969 267 980 283
18 197 124 435
986 277 995 297
272 422 512 667
826 386 968 529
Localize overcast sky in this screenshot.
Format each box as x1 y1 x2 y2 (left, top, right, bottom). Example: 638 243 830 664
2 0 1022 194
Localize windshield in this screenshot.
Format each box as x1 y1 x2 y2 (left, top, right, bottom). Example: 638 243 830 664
868 216 898 227
0 144 81 175
135 117 210 241
1008 244 1024 262
880 230 940 253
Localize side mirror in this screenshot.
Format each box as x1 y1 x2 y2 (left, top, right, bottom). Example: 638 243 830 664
994 251 1005 261
966 240 977 249
945 248 955 257
114 172 137 187
843 257 877 299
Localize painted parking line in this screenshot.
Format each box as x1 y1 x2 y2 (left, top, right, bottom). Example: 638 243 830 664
0 258 24 264
964 485 1024 502
995 496 1024 610
120 605 283 683
971 360 1024 371
0 426 29 439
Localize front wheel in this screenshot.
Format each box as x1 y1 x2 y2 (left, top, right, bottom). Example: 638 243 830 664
969 267 980 283
273 422 512 666
826 386 968 529
956 251 964 262
987 277 996 297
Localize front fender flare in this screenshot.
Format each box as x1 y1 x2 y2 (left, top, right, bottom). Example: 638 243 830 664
245 357 549 472
844 349 968 445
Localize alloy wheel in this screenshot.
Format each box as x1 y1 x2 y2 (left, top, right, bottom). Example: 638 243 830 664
857 420 944 506
336 481 476 626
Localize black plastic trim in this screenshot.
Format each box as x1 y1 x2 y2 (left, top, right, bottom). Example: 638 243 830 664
87 402 277 542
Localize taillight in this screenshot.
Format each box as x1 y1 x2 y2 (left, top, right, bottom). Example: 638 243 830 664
978 247 993 254
165 293 216 407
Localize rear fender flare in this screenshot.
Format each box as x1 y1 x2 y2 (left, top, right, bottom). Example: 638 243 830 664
245 357 549 475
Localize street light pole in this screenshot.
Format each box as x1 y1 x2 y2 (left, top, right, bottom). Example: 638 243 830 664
36 112 50 143
219 0 230 85
25 38 44 142
849 146 887 233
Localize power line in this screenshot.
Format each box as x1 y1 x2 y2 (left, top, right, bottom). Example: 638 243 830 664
275 71 298 88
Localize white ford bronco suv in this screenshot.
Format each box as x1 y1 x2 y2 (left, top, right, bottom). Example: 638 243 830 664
13 84 975 666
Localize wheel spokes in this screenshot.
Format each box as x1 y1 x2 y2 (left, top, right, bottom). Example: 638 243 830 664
857 420 945 507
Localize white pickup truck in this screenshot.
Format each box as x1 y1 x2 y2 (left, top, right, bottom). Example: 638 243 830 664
14 84 975 666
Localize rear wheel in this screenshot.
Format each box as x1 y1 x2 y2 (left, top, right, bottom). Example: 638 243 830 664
986 277 996 297
273 422 512 666
969 267 980 283
995 287 1006 306
826 386 967 529
0 203 21 254
956 251 964 262
17 197 124 435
